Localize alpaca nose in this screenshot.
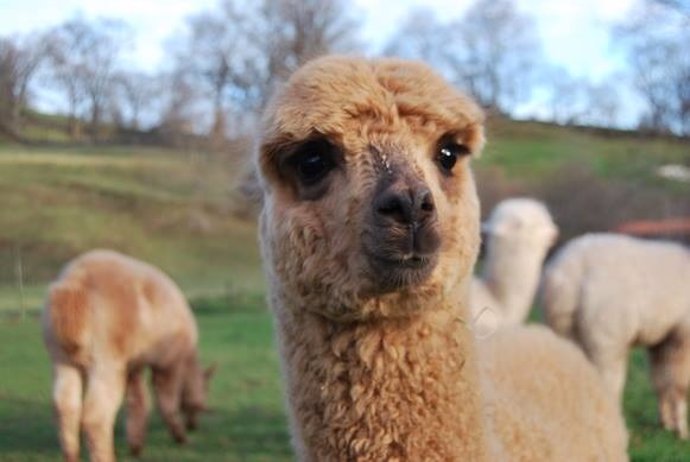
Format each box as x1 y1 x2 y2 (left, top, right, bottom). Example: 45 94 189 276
375 183 436 226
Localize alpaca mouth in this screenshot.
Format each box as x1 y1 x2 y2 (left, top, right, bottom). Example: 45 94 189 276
364 248 438 292
376 254 430 268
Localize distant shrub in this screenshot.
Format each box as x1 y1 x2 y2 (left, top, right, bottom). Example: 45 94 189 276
475 161 689 247
537 162 690 245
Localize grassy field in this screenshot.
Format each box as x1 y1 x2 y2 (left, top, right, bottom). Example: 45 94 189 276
483 119 690 184
2 296 690 461
0 121 689 460
0 296 292 462
0 142 264 313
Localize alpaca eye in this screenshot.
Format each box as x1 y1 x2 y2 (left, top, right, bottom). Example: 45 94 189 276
437 142 470 173
288 139 337 187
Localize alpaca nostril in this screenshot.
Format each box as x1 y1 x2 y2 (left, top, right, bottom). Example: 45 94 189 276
375 187 435 225
417 189 435 215
376 191 412 225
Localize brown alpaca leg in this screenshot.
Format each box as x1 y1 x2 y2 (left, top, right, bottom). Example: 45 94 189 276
82 366 126 462
672 392 688 439
152 367 187 444
657 391 674 431
649 331 690 439
53 364 83 462
125 369 151 456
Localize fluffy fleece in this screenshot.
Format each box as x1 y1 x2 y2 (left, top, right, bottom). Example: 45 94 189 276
470 198 558 333
542 232 690 438
255 55 628 461
42 249 213 462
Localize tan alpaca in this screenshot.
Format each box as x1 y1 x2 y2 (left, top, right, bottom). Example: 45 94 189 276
42 249 214 462
255 56 628 461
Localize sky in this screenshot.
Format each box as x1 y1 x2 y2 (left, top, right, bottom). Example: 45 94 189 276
0 0 637 77
0 0 641 122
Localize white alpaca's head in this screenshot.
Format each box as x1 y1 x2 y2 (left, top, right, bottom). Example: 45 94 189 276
482 198 558 252
255 56 486 322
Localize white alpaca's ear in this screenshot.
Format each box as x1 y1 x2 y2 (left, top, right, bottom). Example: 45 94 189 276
545 225 559 244
484 219 514 236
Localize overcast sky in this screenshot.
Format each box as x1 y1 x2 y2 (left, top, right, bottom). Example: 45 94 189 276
0 0 643 124
0 0 636 78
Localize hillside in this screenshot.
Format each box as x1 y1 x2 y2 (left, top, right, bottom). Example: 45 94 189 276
0 119 689 460
478 117 690 242
0 117 688 313
0 143 263 313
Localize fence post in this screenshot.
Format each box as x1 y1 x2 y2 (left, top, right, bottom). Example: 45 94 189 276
14 245 26 320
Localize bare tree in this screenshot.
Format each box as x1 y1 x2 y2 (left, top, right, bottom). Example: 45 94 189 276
0 33 47 136
252 0 361 95
616 0 690 135
581 81 621 129
44 16 131 140
112 71 159 131
169 0 360 143
157 67 204 146
172 2 268 143
384 0 542 114
454 0 542 112
384 8 449 69
542 66 589 125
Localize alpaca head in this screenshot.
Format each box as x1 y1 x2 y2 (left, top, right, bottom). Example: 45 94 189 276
181 358 216 431
256 56 485 322
482 198 558 253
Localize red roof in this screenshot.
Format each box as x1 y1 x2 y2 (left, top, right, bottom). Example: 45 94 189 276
615 218 690 236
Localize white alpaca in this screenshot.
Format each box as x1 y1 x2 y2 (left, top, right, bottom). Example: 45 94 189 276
542 233 690 438
470 198 558 333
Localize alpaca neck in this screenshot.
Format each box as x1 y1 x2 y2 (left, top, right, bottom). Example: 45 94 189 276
481 238 546 323
274 301 489 461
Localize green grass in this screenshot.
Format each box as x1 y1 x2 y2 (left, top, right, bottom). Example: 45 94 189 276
2 295 690 461
624 351 690 461
0 120 689 460
480 118 690 189
0 143 263 309
0 295 292 462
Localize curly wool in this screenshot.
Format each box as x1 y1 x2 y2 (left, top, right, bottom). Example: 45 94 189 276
257 55 628 461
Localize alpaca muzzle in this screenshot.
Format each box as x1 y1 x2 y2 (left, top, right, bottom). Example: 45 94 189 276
362 173 441 292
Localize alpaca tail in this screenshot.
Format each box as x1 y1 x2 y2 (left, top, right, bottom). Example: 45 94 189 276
46 282 91 355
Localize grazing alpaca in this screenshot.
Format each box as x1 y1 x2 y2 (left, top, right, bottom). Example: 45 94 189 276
42 249 214 462
542 233 690 438
255 55 628 461
470 198 558 333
